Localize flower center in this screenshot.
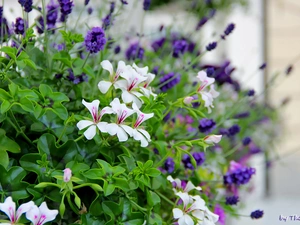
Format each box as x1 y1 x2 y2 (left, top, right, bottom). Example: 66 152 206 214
37 215 47 225
197 80 208 92
128 78 138 91
134 114 145 128
118 110 128 124
8 207 15 222
92 106 101 123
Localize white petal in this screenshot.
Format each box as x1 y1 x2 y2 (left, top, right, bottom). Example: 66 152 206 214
38 202 58 225
84 125 97 140
16 201 35 221
82 99 100 117
137 129 151 141
209 85 219 98
183 214 194 225
101 60 114 75
122 91 135 104
173 208 184 219
192 210 205 220
176 192 190 208
0 197 16 222
120 125 133 137
106 123 119 135
184 181 201 193
26 205 40 225
189 196 206 211
77 120 94 130
167 176 182 189
97 122 108 133
101 106 115 116
114 79 128 90
132 63 148 76
132 129 148 147
98 81 113 94
116 127 128 142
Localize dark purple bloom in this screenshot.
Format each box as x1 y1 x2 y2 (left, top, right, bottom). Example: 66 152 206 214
58 0 74 22
242 137 251 146
164 157 175 173
228 124 240 136
192 152 205 166
247 89 255 96
114 45 121 54
159 72 181 92
259 63 267 70
79 73 88 82
152 66 159 75
234 112 250 119
182 154 194 170
143 0 151 10
36 16 45 34
285 65 293 75
102 14 112 30
84 27 107 54
84 0 90 6
151 37 165 52
249 146 262 154
223 165 255 186
206 67 215 76
67 69 75 82
87 7 93 14
224 23 235 36
18 0 26 6
250 210 264 219
163 112 171 122
110 2 115 14
196 17 208 30
198 118 216 133
219 128 229 136
120 0 128 4
206 42 217 51
24 0 33 12
14 17 25 35
46 1 59 32
187 42 196 53
125 43 144 60
225 196 239 205
172 40 188 58
55 73 63 79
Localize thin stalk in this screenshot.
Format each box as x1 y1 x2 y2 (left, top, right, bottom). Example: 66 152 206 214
154 191 173 206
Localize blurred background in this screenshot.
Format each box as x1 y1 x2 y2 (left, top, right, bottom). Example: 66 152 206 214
2 0 300 224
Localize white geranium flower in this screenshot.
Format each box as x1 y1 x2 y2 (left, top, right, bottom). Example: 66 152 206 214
76 99 114 140
204 135 222 144
105 98 135 142
114 66 147 108
26 202 58 225
167 176 201 194
131 103 154 147
98 60 129 94
196 71 219 113
0 197 34 224
173 192 207 225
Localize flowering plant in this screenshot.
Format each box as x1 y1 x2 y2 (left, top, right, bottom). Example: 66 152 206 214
0 0 285 224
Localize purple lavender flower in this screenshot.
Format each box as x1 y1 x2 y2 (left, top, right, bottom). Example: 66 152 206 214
84 27 107 54
250 210 264 219
223 162 256 186
192 152 205 166
87 7 93 15
46 1 59 32
259 63 267 70
198 118 216 133
18 0 26 6
102 14 112 30
24 0 33 12
224 23 235 36
242 137 251 146
247 89 255 96
36 16 45 34
125 43 144 60
164 157 175 173
228 124 240 136
159 72 181 92
55 73 63 79
225 196 239 205
182 154 194 170
214 204 225 225
206 67 215 76
120 0 128 4
234 111 250 119
152 66 159 75
14 17 25 35
249 146 262 154
143 0 151 10
110 2 115 14
172 40 188 58
58 0 74 22
285 65 293 75
196 17 208 30
206 42 217 51
151 37 165 52
84 0 90 6
114 45 121 54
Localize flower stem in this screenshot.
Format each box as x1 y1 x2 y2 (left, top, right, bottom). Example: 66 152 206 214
154 191 173 206
74 135 84 142
82 52 90 69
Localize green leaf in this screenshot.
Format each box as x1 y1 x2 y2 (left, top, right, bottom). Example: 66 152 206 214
19 153 42 175
146 168 161 177
0 151 9 168
0 129 21 153
1 100 11 114
8 83 18 97
84 169 105 180
24 59 37 70
0 89 12 100
146 190 160 207
0 47 17 60
103 181 115 196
